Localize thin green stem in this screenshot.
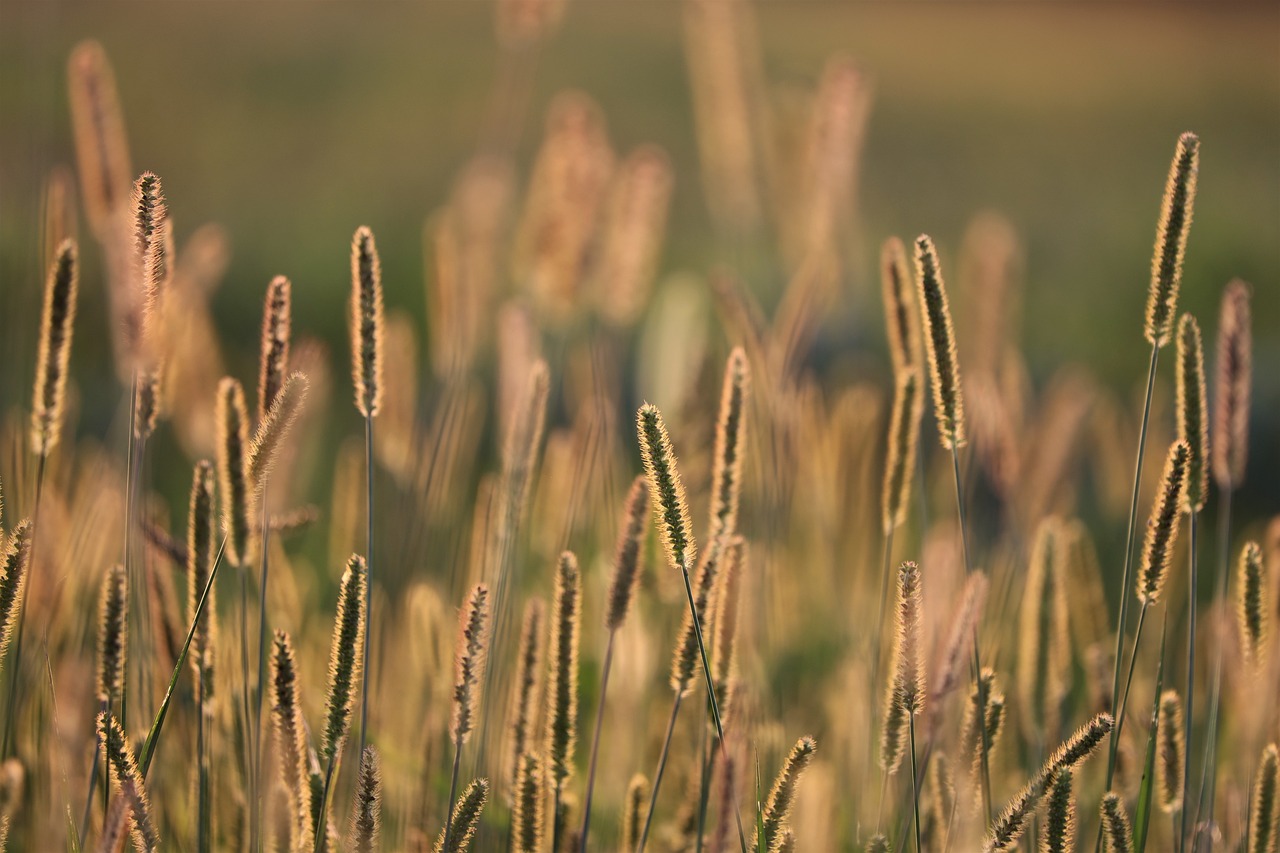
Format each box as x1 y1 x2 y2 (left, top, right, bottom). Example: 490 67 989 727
252 489 271 853
909 714 922 853
197 669 210 853
1114 602 1151 749
359 414 374 758
1178 511 1198 853
578 631 616 853
1192 487 1232 852
313 752 338 853
637 691 682 853
867 527 895 794
441 734 464 853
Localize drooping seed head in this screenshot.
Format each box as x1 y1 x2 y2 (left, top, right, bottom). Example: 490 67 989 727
258 275 292 424
914 235 966 449
351 226 385 418
270 630 313 850
451 583 491 745
506 598 545 801
215 377 254 566
0 521 32 666
1251 744 1278 853
545 552 581 784
1144 133 1199 348
1237 542 1268 668
186 461 217 697
756 736 817 852
32 239 79 457
1041 769 1075 853
605 475 650 632
350 746 381 853
881 235 922 376
247 372 310 494
322 555 367 762
1213 279 1252 491
709 348 750 540
435 778 489 853
1176 314 1210 512
1100 792 1133 853
637 403 696 572
511 751 546 853
1157 690 1185 813
95 561 127 704
1137 440 1190 605
881 366 923 534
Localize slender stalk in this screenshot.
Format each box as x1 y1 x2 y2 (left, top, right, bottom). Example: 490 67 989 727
360 413 373 757
0 453 47 757
197 668 210 853
1114 603 1151 749
1178 512 1198 853
695 718 715 853
578 631 616 852
867 528 895 789
313 751 338 853
441 735 463 852
1104 342 1161 792
252 492 270 853
909 715 922 853
637 691 682 853
1192 488 1232 850
121 372 137 737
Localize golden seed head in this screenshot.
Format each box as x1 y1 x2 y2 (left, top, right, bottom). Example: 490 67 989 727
1018 518 1070 739
435 777 489 853
1100 792 1133 853
605 475 650 632
67 40 132 234
186 460 217 694
32 239 79 457
1137 440 1190 605
96 711 159 850
622 774 648 852
215 377 254 566
506 598 545 801
1237 541 1268 668
1042 769 1076 853
1144 133 1199 347
709 348 750 541
881 235 921 375
757 736 817 852
914 235 966 449
1176 314 1210 512
511 751 546 853
1251 744 1279 853
350 746 381 853
637 403 696 573
545 552 581 783
322 554 367 762
258 275 292 424
451 583 491 744
247 371 310 494
671 538 725 695
1157 690 1185 813
270 629 313 850
94 561 127 704
351 225 385 418
881 366 923 534
1212 279 1252 490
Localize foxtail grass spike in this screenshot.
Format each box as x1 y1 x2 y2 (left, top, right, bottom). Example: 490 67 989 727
881 561 923 774
1100 792 1133 853
1144 133 1199 348
1041 769 1075 853
710 537 744 717
606 475 649 632
32 239 79 457
914 235 966 449
1136 440 1190 605
351 226 385 419
756 736 816 852
0 523 32 667
350 746 381 853
131 173 166 285
322 555 367 762
1212 279 1251 490
1018 518 1069 740
97 711 159 851
186 461 216 696
270 630 312 851
709 348 749 540
507 598 545 799
934 571 989 701
623 774 648 852
258 276 292 424
95 562 127 703
134 371 161 440
1176 314 1209 512
67 41 132 234
961 668 1005 779
451 584 491 745
881 366 923 535
512 751 546 853
248 372 310 493
1156 690 1184 813
1237 542 1267 668
670 540 724 695
545 553 581 785
436 778 489 853
637 403 696 572
216 377 254 566
881 235 922 375
1251 744 1278 853
866 835 890 853
1046 713 1113 772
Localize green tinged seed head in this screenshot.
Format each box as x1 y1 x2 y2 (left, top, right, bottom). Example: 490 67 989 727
1175 314 1210 512
95 561 127 704
322 554 367 762
32 239 79 457
186 460 216 696
270 630 312 851
709 347 750 540
605 475 650 632
961 668 1005 780
247 371 309 494
914 235 966 449
512 751 546 853
637 403 696 573
881 366 923 534
756 736 817 853
350 747 381 853
1018 518 1069 740
435 778 489 853
881 235 922 376
216 377 254 567
1137 440 1189 605
1156 690 1185 813
1213 279 1252 491
1144 133 1199 348
623 774 648 852
1100 792 1133 853
96 711 159 850
507 598 545 801
670 538 724 695
1047 713 1114 773
258 275 292 424
1041 770 1075 853
451 583 491 744
545 552 581 784
1251 744 1278 853
351 226 385 418
0 521 32 666
1237 541 1268 668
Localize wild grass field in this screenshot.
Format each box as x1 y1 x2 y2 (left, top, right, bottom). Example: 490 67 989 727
0 1 1277 851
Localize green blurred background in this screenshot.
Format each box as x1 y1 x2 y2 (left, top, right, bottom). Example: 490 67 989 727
1 0 1277 517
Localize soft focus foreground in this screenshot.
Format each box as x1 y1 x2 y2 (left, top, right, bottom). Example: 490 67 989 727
0 2 1277 852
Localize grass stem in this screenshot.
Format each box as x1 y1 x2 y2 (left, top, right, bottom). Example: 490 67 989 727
578 630 616 852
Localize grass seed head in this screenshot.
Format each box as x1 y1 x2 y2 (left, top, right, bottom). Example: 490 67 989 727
605 475 650 632
351 225 385 418
914 235 966 449
1100 792 1133 853
637 403 696 573
216 377 254 566
1213 278 1252 490
1144 133 1199 348
322 554 367 762
545 552 581 784
258 275 292 424
1157 690 1185 813
1137 440 1189 605
451 583 491 745
1176 314 1210 512
1237 541 1268 668
31 239 79 457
